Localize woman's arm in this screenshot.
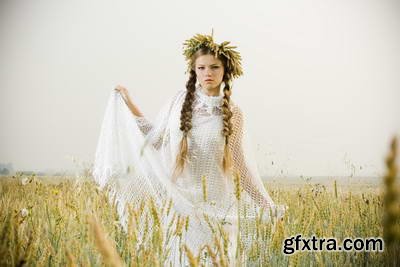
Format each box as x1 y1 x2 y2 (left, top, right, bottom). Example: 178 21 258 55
115 85 153 136
115 85 144 117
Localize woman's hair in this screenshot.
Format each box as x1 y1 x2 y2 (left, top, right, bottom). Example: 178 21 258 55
172 47 233 180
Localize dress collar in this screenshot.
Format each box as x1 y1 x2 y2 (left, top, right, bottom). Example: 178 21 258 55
195 84 223 107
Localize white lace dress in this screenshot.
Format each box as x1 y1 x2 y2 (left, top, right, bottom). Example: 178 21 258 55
92 85 287 265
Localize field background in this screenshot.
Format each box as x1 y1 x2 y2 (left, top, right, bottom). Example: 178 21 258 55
1 173 398 266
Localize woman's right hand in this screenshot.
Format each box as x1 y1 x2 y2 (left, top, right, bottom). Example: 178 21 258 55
114 85 144 117
114 85 130 104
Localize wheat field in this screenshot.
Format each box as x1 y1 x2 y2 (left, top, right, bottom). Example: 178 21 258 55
0 175 395 267
0 138 399 267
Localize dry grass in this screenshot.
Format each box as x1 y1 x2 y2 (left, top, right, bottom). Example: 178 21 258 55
0 137 398 266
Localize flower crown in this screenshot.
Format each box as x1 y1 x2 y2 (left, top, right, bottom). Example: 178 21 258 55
182 32 243 79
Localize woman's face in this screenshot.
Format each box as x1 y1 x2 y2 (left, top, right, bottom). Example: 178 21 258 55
194 54 224 93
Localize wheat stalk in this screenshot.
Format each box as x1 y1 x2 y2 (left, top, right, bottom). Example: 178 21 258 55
88 216 124 267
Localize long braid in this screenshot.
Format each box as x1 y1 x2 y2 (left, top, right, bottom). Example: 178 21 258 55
172 69 197 181
221 75 233 174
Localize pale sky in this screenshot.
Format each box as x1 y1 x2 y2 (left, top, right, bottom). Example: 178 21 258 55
0 0 399 178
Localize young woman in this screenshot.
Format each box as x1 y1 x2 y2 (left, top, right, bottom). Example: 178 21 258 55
93 33 287 265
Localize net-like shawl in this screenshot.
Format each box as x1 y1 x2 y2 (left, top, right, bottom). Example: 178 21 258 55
92 85 287 264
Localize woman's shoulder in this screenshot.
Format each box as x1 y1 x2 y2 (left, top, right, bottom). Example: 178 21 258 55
167 89 187 105
174 89 188 99
229 100 245 127
176 88 187 95
230 100 242 115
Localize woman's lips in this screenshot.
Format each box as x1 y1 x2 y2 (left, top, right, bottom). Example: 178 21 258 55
205 80 213 82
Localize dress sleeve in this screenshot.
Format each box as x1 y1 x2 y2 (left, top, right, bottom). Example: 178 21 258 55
130 90 183 139
134 116 154 136
228 104 277 212
92 89 185 189
140 90 186 151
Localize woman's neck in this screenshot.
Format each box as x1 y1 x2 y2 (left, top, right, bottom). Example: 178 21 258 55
200 85 220 96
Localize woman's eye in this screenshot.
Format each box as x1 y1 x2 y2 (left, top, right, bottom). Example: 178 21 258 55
198 67 204 70
212 66 219 69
